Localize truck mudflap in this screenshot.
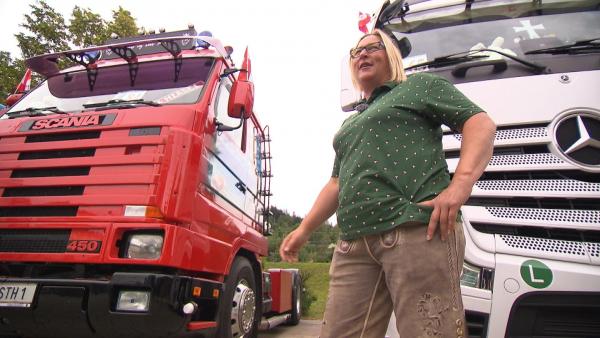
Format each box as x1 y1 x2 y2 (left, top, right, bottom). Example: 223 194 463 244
0 272 222 338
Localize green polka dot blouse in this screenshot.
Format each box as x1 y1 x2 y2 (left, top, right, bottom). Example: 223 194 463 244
332 72 483 240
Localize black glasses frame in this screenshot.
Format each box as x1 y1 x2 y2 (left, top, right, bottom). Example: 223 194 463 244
350 42 385 58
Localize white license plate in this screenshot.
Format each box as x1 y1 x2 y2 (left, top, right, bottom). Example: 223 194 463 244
0 283 37 307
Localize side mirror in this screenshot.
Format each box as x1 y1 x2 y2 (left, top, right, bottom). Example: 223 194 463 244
5 93 23 107
228 79 254 119
397 36 411 58
340 55 361 112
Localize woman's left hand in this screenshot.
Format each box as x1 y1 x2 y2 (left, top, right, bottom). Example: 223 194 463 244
417 179 472 241
419 113 496 241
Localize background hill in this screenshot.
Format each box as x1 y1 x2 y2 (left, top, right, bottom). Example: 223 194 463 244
266 206 339 263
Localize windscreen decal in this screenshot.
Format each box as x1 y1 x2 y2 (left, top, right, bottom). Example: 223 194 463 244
513 20 545 39
404 54 429 74
156 83 203 104
113 90 147 101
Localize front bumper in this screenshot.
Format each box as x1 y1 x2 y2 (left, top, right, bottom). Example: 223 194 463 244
0 272 221 338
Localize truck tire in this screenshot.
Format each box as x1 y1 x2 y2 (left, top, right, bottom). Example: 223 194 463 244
285 272 302 326
216 257 260 338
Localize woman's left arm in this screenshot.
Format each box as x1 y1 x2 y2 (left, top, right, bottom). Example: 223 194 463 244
419 112 496 241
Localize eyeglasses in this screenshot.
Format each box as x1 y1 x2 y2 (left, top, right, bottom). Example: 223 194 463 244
349 42 385 58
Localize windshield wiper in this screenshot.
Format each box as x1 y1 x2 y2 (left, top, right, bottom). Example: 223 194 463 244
405 51 488 70
7 106 67 119
407 49 547 73
83 99 162 110
524 37 600 55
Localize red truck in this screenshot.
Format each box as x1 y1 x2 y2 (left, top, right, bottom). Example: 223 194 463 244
0 28 302 338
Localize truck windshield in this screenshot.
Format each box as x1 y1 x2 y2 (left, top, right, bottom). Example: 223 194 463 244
388 1 600 71
4 57 214 118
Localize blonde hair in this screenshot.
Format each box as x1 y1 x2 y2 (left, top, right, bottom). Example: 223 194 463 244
350 29 407 91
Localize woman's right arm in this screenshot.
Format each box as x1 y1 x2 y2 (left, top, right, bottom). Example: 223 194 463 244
279 177 339 262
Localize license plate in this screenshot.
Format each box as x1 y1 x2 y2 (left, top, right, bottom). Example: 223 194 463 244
0 283 37 307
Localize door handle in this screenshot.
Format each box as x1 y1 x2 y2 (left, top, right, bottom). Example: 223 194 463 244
235 182 247 193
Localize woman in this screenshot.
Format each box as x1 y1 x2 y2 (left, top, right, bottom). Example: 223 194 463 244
280 29 496 337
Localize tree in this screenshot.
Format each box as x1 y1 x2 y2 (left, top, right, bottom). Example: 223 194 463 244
0 52 26 104
69 6 109 48
106 7 139 40
266 206 339 262
2 2 143 102
15 0 69 59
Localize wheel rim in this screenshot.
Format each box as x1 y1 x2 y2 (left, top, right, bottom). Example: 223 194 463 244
296 288 301 316
231 279 256 337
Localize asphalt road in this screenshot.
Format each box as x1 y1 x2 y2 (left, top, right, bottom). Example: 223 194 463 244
259 317 400 338
259 320 322 338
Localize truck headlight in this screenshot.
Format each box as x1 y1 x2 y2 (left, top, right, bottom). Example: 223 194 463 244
122 233 164 259
460 261 494 291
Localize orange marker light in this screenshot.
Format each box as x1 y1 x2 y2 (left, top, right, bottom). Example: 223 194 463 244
212 289 220 298
193 287 202 297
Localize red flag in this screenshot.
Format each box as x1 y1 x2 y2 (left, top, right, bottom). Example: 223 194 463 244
358 12 371 34
15 69 32 93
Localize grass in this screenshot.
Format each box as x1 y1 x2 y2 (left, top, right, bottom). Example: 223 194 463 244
264 261 330 320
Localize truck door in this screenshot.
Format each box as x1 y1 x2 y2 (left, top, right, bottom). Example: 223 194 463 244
205 78 259 226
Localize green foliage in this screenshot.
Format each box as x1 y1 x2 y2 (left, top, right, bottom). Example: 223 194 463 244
264 262 330 319
2 2 142 105
267 206 339 263
69 6 109 47
299 270 317 315
106 7 139 40
0 52 26 104
15 0 70 59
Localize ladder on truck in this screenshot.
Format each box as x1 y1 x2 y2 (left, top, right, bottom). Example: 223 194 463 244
257 125 273 235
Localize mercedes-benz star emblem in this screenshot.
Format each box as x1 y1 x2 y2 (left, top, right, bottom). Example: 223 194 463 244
549 109 600 172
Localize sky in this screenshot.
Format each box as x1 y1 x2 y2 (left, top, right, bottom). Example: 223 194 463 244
0 0 384 221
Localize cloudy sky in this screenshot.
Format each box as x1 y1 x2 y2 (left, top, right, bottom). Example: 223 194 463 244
0 0 384 220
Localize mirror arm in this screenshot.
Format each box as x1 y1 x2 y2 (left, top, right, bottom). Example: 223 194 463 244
216 113 245 132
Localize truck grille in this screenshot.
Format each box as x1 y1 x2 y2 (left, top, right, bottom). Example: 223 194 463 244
486 206 600 223
0 125 165 219
506 293 600 337
18 148 96 160
0 207 78 217
10 167 91 178
450 124 547 142
475 179 600 193
446 122 600 263
3 186 84 197
0 229 70 253
465 311 489 338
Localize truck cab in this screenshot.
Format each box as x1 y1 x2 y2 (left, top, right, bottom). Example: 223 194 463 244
343 1 600 337
0 28 298 338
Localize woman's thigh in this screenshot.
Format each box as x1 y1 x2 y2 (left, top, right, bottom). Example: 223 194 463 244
376 222 467 338
320 238 394 338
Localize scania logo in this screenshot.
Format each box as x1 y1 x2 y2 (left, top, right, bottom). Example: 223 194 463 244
548 108 600 173
19 113 116 132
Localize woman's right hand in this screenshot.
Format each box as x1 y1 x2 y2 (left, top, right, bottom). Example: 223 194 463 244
279 228 311 262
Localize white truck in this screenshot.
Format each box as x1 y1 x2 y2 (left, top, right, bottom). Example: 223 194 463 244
342 0 600 337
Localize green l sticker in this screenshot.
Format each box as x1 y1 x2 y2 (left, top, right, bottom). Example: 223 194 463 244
520 259 553 289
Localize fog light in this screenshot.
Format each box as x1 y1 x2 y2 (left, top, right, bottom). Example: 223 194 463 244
117 291 150 312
